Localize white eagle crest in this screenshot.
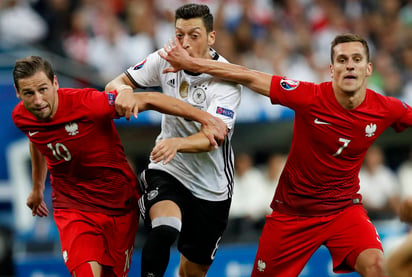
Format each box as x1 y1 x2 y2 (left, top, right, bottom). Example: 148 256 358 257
257 259 266 272
365 123 377 137
65 122 79 136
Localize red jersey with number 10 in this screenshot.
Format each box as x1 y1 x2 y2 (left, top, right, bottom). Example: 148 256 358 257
12 88 139 215
269 75 412 216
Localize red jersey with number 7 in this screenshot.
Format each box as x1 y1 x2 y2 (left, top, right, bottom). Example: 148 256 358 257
12 88 139 215
269 75 412 216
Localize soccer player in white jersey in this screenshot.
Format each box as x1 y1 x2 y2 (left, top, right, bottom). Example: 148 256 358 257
105 4 241 277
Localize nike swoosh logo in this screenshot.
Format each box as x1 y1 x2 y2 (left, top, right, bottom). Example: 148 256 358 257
28 131 39 136
314 118 331 125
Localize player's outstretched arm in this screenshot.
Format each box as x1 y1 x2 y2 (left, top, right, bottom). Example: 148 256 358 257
27 142 49 217
136 92 227 148
159 38 273 97
107 74 227 147
151 132 215 165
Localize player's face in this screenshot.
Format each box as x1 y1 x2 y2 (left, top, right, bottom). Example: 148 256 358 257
330 42 372 95
15 71 59 121
175 18 215 59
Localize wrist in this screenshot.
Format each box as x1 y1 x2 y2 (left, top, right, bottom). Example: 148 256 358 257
198 111 212 125
190 58 202 73
32 186 45 194
117 85 134 94
174 137 185 152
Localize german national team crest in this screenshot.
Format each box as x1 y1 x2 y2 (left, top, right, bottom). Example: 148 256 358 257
192 87 206 104
280 78 299 91
179 81 189 98
65 122 79 136
147 188 159 201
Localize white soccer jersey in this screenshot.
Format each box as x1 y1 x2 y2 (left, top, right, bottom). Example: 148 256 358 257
125 48 241 201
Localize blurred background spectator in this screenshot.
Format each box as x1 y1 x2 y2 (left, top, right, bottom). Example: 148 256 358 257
261 152 287 200
227 152 287 243
228 152 267 242
0 0 47 49
358 144 401 220
398 147 412 198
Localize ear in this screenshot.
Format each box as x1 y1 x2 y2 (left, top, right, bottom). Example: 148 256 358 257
208 30 216 46
366 62 372 77
53 75 59 89
14 85 21 100
329 64 334 79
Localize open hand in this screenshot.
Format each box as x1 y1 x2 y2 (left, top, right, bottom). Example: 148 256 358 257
158 38 193 73
202 116 228 148
150 138 181 165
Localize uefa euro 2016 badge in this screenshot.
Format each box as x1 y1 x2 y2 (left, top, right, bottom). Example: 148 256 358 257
280 78 300 91
132 59 147 70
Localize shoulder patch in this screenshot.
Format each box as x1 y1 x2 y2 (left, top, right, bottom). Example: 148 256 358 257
133 59 147 70
280 78 300 91
216 106 234 118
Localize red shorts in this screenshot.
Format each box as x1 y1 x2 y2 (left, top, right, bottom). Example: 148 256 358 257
251 205 383 277
54 208 139 277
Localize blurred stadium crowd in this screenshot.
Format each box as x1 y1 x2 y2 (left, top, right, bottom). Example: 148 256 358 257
1 0 411 99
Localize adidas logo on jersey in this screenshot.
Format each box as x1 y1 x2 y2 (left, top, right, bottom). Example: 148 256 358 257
167 79 176 88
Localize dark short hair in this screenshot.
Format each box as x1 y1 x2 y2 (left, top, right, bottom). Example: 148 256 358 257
13 56 54 91
175 3 213 33
330 33 370 63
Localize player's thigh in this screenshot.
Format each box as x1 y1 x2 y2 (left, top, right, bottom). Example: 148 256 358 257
179 254 210 277
139 169 186 226
251 211 323 277
108 209 139 276
178 196 231 266
354 248 385 276
54 209 108 272
325 205 383 273
149 200 181 219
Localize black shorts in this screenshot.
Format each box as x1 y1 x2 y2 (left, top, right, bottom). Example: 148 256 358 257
138 169 231 265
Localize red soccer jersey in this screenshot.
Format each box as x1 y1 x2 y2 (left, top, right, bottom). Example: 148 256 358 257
12 88 139 215
269 76 412 216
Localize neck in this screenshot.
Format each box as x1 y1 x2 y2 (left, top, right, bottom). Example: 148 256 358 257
333 86 366 110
